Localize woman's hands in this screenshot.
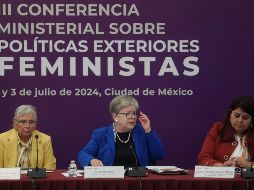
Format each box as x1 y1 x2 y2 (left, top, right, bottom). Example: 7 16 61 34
232 157 252 168
90 159 104 166
138 111 152 133
223 160 236 166
215 157 252 168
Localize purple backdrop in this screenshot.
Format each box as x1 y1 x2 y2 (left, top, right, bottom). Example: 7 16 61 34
1 0 253 169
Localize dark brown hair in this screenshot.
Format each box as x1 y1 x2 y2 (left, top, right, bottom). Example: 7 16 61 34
219 96 254 159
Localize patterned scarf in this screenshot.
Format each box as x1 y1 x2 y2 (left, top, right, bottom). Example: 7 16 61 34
16 135 32 168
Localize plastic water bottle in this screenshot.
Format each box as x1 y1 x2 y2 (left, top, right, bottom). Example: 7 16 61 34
68 160 78 177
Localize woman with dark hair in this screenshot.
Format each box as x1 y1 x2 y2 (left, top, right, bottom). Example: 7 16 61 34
198 96 254 168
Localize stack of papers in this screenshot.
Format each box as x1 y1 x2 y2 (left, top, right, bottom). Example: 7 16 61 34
146 166 188 175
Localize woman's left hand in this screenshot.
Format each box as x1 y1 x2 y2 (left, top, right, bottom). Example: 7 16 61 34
138 111 152 133
233 157 252 168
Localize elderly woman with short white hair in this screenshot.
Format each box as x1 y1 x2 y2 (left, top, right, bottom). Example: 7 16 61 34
0 105 56 169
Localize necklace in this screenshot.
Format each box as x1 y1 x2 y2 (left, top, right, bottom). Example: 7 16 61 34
116 131 130 143
113 123 131 143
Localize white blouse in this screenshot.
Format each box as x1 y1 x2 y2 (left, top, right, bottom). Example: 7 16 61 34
230 135 249 161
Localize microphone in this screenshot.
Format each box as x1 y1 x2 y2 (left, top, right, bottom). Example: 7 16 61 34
35 135 39 171
27 134 46 178
129 145 138 168
126 144 146 177
242 161 254 178
127 144 146 190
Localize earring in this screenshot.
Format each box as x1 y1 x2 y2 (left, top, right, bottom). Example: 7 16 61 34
251 124 253 128
115 120 118 122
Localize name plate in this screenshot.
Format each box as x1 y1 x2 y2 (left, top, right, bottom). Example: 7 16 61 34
84 166 124 178
0 168 21 180
194 166 235 178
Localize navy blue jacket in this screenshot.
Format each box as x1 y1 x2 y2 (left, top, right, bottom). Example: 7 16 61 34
78 124 164 167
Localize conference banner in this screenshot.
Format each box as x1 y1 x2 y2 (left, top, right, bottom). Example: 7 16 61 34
1 1 253 168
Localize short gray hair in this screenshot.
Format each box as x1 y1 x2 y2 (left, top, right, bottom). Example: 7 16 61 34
109 95 139 114
13 105 37 121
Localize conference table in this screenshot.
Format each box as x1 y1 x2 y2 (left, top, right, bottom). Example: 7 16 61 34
1 170 254 190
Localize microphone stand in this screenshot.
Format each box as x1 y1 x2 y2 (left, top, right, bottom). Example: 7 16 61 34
241 161 254 179
36 135 39 172
27 135 46 179
132 145 142 190
128 145 146 190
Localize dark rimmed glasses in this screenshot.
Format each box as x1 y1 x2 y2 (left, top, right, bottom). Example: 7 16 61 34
118 111 139 119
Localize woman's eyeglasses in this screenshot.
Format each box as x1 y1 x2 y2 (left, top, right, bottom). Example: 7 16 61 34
17 120 36 126
118 112 139 119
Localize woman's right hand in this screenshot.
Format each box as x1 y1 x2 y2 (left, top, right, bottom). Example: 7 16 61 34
214 163 225 167
223 160 236 167
214 160 236 167
90 159 104 166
